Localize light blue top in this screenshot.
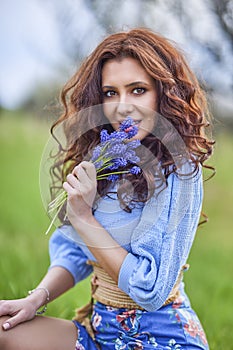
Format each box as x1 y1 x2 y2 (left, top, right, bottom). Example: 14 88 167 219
49 164 203 311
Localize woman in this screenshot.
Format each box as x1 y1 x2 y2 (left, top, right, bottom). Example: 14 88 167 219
0 28 214 349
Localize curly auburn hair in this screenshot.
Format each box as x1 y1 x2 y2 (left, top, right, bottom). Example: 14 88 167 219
50 27 215 214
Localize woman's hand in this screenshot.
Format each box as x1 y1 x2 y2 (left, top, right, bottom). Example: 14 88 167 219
0 297 38 330
63 161 97 225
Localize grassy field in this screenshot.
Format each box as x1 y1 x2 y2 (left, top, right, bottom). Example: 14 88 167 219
0 110 232 348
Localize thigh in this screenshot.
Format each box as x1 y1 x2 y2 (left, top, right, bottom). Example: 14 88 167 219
0 315 78 350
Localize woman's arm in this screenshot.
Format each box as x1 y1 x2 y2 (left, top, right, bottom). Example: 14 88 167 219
117 166 203 311
63 161 128 283
71 215 128 283
28 266 75 307
1 224 93 331
0 266 74 330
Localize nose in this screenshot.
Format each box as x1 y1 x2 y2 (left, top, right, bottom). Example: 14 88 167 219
116 102 134 117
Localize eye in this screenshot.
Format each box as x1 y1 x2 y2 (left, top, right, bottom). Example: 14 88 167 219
103 90 117 98
133 87 146 95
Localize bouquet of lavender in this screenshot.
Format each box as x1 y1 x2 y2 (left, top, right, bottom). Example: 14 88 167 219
45 117 141 234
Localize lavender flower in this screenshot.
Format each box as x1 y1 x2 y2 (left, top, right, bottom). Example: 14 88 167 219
119 116 139 139
100 129 110 142
107 174 120 182
46 116 141 235
130 166 141 175
126 125 138 139
109 131 127 141
123 150 140 164
127 139 141 149
91 145 102 162
106 143 127 157
108 158 128 170
94 160 104 170
90 117 141 176
119 117 133 131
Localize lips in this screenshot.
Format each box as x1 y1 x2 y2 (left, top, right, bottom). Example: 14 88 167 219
124 121 141 135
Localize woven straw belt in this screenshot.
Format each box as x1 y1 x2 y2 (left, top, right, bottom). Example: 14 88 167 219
73 260 189 329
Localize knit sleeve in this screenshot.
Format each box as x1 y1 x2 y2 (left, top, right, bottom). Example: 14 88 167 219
118 164 203 311
49 226 93 284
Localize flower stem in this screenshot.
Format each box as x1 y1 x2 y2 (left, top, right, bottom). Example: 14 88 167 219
45 208 60 235
97 170 129 179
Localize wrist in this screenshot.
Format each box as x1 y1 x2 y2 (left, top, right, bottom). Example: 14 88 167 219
27 287 50 314
72 211 95 226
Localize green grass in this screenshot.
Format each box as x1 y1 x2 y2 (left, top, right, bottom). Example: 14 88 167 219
184 131 233 348
0 111 91 318
0 111 232 348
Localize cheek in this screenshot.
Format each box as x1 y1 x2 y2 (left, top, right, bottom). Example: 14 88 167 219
147 94 157 111
139 90 157 112
103 103 113 120
103 103 118 129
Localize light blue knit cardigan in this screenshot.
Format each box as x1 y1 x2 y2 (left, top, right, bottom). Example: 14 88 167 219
49 164 203 311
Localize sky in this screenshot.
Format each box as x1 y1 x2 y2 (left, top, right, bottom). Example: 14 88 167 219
0 0 232 111
0 0 67 109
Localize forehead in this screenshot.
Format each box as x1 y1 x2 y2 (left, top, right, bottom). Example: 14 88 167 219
102 57 154 85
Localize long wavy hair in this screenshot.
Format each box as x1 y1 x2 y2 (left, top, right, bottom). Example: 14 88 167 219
50 28 215 216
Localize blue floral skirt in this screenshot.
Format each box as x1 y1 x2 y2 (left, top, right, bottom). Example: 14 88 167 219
73 293 209 350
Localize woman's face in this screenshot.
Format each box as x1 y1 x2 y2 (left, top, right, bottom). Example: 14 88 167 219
102 57 158 141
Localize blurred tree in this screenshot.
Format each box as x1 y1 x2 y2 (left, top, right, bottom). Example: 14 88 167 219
42 0 233 126
46 0 233 95
212 0 233 39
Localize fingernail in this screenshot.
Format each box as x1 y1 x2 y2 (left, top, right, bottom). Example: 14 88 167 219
3 322 10 330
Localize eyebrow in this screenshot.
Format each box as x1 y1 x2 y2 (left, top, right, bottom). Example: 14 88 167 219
102 81 151 89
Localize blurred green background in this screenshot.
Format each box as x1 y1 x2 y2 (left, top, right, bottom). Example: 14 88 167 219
0 110 232 349
1 1 233 349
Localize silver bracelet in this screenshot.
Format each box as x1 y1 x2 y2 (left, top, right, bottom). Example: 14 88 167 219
28 287 50 315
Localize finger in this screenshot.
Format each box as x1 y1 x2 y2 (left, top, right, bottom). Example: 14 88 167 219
2 321 11 331
73 166 89 184
63 181 81 196
73 162 96 181
66 173 79 188
64 180 90 201
2 310 33 330
0 300 14 317
80 161 96 180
